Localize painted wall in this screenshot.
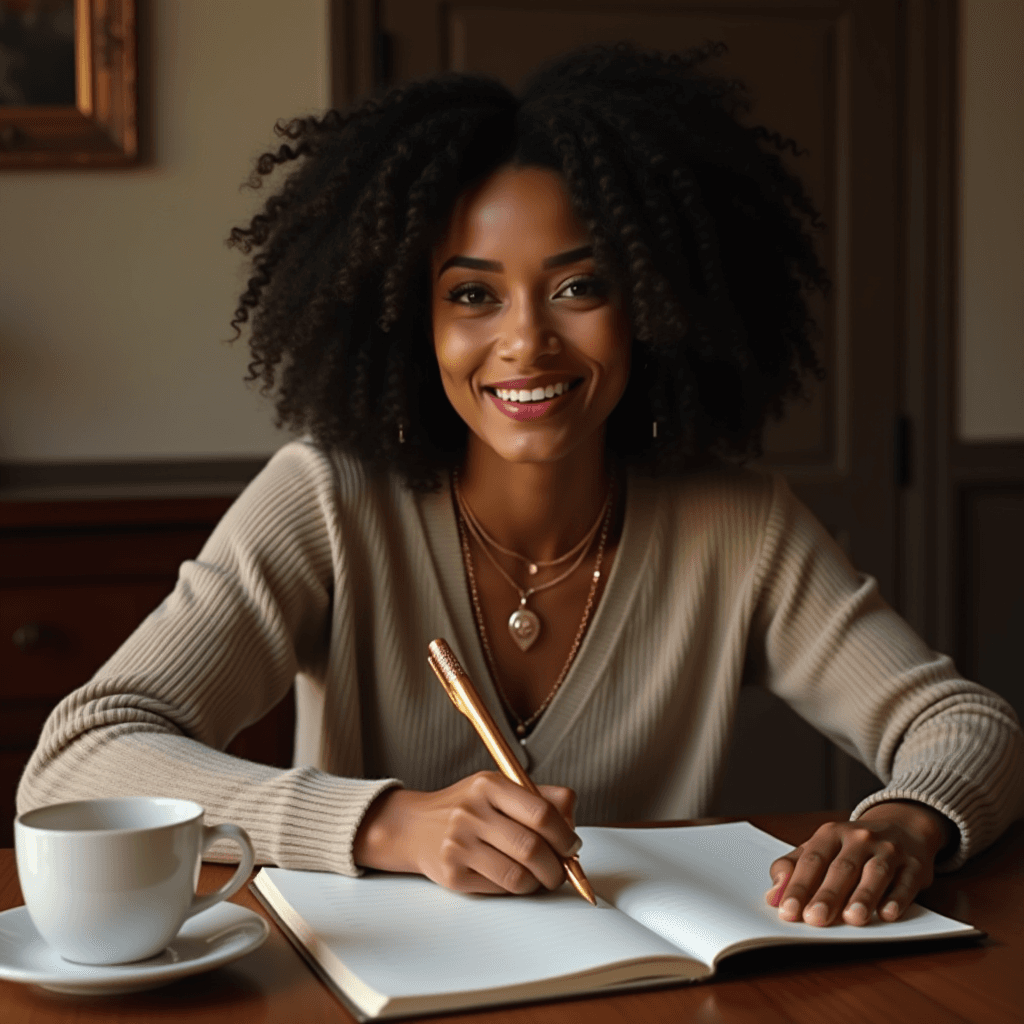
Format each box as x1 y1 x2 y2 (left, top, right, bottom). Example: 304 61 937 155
0 0 328 462
959 0 1024 441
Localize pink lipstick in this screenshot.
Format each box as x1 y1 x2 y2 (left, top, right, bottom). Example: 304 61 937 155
483 378 582 421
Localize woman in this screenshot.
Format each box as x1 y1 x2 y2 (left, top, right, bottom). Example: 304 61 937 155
19 44 1023 929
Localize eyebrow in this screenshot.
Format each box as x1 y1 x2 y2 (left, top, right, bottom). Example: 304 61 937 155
542 245 593 269
436 245 594 279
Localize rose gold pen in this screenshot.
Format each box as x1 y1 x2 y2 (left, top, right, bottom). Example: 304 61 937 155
427 638 597 906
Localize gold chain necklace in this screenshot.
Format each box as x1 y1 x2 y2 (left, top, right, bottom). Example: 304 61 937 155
456 480 602 576
455 478 615 739
452 472 612 652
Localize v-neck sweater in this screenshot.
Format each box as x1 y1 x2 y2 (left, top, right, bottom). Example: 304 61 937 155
17 440 1024 874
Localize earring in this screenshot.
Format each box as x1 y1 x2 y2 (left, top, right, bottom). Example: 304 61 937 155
652 420 658 439
398 423 405 444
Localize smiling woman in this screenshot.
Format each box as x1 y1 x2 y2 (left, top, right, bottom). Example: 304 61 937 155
17 43 1024 933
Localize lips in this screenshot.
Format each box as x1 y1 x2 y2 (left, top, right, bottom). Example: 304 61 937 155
483 377 583 421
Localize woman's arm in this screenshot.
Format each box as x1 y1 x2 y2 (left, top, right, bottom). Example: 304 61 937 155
17 441 398 875
750 474 1024 924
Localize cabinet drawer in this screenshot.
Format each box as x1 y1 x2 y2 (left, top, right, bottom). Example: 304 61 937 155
1 582 173 699
0 529 213 582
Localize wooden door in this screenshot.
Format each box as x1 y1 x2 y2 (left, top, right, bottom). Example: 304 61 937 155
340 0 895 813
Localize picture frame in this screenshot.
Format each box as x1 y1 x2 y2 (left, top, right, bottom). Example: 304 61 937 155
0 0 136 168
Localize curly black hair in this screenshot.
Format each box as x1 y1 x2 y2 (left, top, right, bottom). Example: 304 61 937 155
228 42 829 492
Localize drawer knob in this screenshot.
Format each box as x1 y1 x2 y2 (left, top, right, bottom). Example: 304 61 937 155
12 623 44 651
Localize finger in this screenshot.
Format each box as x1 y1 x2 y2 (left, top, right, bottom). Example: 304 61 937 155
766 852 799 907
439 840 541 896
877 862 928 922
469 807 568 891
839 846 901 926
776 838 842 922
538 785 576 831
805 847 894 927
484 776 581 859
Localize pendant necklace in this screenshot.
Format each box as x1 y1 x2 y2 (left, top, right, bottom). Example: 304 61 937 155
452 472 612 652
455 475 616 738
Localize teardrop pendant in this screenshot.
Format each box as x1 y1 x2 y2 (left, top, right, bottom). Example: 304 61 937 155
508 604 541 652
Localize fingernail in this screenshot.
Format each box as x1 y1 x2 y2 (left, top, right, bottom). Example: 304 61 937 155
844 902 869 925
804 902 829 926
568 836 582 856
882 900 900 920
780 897 800 920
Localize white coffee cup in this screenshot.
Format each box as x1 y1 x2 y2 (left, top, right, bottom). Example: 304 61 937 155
15 797 255 965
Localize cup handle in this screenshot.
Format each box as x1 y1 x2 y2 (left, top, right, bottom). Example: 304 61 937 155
186 822 256 921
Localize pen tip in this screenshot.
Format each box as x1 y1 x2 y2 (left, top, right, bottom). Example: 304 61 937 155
566 856 598 905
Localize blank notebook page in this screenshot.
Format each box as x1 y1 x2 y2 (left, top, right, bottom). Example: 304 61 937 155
257 867 688 998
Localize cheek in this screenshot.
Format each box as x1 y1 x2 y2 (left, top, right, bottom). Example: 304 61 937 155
434 328 469 383
432 321 485 416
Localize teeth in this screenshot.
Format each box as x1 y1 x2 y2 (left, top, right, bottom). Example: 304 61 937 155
495 381 570 403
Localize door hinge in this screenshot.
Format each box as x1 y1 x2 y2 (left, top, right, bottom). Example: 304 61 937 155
894 415 912 488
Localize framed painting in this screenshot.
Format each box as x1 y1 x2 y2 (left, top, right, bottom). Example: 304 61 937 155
0 0 136 167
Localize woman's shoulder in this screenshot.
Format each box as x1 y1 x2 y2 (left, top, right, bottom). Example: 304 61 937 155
259 438 407 508
640 461 782 529
213 439 417 548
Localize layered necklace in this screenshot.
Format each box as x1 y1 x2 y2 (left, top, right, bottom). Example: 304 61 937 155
452 471 615 738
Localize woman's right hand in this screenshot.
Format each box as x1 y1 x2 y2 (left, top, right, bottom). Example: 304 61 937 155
353 772 580 895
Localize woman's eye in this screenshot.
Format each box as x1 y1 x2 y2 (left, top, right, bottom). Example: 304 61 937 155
555 276 608 300
446 284 494 306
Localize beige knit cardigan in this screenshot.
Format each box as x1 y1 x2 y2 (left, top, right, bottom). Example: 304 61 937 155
17 441 1024 875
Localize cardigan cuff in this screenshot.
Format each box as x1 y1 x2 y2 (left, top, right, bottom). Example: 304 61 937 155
271 770 404 876
850 764 987 871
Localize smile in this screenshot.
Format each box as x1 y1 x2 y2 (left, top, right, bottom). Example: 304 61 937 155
483 378 583 421
484 379 583 404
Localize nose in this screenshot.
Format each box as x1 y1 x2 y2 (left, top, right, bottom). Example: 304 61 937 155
496 292 561 363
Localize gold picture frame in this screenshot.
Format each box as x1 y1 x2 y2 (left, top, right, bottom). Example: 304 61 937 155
0 0 136 167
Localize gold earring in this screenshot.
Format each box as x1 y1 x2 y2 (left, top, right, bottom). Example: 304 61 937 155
652 420 658 439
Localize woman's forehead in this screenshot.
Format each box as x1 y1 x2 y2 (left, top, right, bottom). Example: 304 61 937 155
433 165 590 265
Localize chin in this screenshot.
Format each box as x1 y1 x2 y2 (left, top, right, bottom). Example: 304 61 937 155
485 426 597 466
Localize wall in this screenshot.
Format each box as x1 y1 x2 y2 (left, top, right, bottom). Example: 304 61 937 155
958 0 1024 441
0 0 328 463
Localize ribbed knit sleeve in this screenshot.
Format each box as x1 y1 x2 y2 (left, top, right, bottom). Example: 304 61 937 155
750 475 1024 869
16 441 400 876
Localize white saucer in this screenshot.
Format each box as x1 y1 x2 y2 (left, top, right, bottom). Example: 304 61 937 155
0 901 269 995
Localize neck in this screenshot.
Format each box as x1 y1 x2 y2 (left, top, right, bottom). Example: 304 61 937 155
457 435 612 564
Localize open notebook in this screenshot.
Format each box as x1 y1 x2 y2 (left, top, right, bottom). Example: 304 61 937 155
251 822 979 1020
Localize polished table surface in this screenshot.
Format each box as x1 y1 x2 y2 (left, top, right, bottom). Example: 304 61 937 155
1 812 1021 1024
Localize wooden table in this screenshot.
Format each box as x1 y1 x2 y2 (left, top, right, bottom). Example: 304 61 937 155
1 812 1021 1023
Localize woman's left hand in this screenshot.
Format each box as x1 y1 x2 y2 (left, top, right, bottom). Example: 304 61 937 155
765 800 955 927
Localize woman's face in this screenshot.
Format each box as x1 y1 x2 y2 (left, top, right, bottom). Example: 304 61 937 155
431 166 630 467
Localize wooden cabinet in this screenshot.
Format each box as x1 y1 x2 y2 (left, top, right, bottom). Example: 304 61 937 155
0 495 295 847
